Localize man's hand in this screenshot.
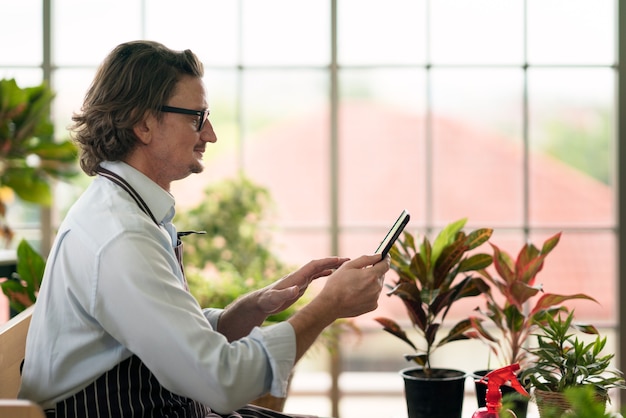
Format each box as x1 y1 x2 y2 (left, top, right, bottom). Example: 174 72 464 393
257 256 349 315
287 254 390 361
216 257 348 341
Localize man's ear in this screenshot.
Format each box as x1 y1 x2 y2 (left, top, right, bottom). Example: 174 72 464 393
133 112 156 145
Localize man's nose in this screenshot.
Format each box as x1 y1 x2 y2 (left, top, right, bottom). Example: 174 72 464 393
201 120 217 143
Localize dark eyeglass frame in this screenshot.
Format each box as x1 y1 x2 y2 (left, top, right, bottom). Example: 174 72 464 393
159 105 210 132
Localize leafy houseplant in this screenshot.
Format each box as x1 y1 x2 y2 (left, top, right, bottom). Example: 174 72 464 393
0 78 78 245
374 218 493 418
520 311 626 417
468 232 597 369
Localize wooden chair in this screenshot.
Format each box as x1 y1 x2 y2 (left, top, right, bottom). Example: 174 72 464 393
0 305 45 417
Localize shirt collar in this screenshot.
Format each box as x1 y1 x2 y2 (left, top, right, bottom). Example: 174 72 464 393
100 161 176 225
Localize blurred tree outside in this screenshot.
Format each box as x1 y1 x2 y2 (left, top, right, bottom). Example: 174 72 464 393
543 107 610 185
176 174 297 322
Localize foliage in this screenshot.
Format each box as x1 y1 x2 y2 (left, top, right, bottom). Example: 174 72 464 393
467 233 597 368
374 218 493 376
555 385 618 418
543 108 610 185
520 311 626 400
0 239 45 313
176 175 298 323
0 78 78 245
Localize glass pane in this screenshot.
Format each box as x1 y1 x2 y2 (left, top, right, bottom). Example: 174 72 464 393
338 69 427 226
430 0 524 65
273 230 331 268
430 68 525 226
171 70 240 209
237 70 329 226
528 68 614 227
145 1 239 66
0 0 42 65
529 230 615 323
241 0 329 66
0 70 43 88
53 69 97 141
53 0 142 66
527 0 615 65
338 0 427 65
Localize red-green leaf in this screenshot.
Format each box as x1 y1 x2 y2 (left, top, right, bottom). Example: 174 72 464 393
374 317 417 351
458 253 493 273
491 243 515 284
465 228 493 250
529 293 597 317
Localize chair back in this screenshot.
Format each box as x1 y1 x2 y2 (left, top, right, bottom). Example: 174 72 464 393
0 305 34 398
0 399 45 418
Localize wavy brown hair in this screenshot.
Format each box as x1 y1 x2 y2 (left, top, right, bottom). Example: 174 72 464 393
70 40 204 175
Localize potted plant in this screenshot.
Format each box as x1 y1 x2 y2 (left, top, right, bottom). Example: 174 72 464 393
0 78 78 245
466 232 597 417
520 311 626 417
374 218 493 418
0 78 78 316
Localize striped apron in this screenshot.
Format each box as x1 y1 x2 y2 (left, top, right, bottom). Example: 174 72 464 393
40 167 309 417
43 354 300 418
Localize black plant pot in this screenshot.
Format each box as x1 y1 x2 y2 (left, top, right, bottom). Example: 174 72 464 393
472 370 529 418
401 367 467 418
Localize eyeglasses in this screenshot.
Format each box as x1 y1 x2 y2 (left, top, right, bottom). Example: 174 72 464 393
159 105 210 132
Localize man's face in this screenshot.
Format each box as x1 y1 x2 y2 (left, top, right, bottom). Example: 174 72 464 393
146 76 217 188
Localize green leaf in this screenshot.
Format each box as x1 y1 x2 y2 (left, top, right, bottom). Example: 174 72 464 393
16 239 45 295
409 250 428 286
2 168 52 204
465 228 493 250
431 218 466 264
540 232 561 256
503 304 525 333
0 239 45 313
458 253 493 273
433 238 466 288
438 318 473 345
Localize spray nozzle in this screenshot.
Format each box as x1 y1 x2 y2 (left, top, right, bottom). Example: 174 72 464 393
478 364 530 412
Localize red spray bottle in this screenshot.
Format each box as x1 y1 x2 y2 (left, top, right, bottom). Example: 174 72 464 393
472 364 529 418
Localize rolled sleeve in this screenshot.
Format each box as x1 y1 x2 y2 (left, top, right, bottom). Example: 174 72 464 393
202 308 224 329
248 322 296 397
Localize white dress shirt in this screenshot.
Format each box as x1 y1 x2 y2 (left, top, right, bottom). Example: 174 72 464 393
18 161 295 412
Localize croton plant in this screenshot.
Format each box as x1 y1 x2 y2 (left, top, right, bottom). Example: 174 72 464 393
467 232 597 368
374 218 493 376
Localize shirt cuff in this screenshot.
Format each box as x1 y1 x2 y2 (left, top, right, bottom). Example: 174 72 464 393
249 322 296 397
202 308 223 329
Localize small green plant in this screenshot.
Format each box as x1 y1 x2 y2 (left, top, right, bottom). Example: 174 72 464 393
563 385 618 418
374 218 493 376
521 311 626 403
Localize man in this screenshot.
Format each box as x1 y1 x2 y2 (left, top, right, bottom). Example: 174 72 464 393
18 40 389 418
